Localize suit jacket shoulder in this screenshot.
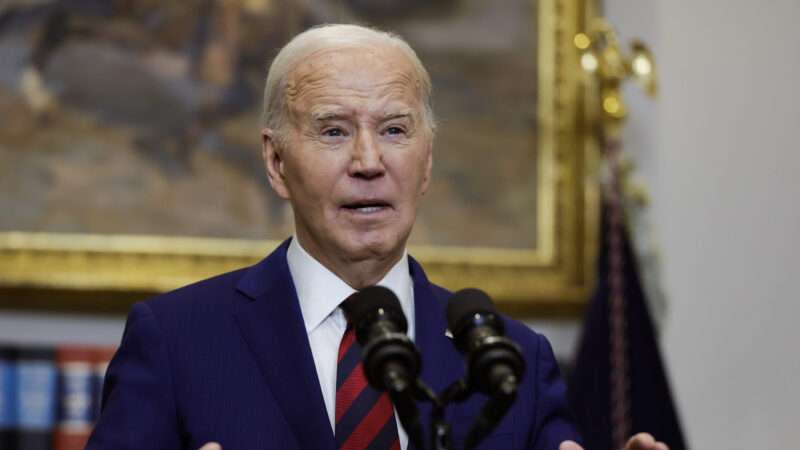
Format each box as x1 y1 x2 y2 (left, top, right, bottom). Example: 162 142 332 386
407 257 580 449
88 240 319 450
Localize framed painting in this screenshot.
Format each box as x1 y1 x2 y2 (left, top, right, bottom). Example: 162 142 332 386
0 0 600 315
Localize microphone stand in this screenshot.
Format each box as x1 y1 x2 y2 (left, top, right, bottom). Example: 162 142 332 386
409 380 450 450
431 379 470 450
404 375 517 450
391 376 460 450
385 366 427 450
462 378 518 450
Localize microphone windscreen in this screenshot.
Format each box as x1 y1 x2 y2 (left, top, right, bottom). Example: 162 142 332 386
446 288 497 332
343 285 408 334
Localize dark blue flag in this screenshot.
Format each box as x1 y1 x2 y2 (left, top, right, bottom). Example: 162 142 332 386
568 205 687 450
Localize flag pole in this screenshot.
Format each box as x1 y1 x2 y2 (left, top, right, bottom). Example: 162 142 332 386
574 19 658 449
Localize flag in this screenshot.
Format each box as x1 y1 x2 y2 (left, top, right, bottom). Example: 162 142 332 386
568 202 687 450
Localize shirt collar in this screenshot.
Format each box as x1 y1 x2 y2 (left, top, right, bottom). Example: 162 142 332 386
286 237 415 338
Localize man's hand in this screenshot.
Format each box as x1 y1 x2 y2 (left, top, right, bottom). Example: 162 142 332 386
559 432 669 450
622 433 670 450
198 443 221 450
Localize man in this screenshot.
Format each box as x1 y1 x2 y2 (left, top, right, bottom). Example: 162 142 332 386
86 24 668 450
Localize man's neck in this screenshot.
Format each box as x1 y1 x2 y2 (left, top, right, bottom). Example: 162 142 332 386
293 235 404 289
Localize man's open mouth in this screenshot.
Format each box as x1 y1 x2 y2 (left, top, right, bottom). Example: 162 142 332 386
342 201 392 213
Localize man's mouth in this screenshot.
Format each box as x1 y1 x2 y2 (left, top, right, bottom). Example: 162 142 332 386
341 200 392 214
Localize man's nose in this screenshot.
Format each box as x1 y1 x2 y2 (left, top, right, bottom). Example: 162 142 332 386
349 130 385 179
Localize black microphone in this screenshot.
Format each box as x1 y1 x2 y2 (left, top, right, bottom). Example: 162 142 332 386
344 286 421 393
447 288 525 450
446 288 525 396
343 286 425 450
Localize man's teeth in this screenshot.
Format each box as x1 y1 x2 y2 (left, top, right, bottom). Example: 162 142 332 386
354 205 383 213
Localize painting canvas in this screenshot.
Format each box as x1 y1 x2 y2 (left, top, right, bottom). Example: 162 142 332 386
0 0 599 312
0 0 539 249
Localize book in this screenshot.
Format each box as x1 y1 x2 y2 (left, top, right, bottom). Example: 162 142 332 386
53 346 95 450
14 346 57 450
0 345 17 450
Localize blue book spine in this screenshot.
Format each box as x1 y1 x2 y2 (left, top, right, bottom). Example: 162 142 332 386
57 361 94 433
15 347 57 450
0 345 17 449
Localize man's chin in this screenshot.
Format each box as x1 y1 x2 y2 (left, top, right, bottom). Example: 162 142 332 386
339 233 406 262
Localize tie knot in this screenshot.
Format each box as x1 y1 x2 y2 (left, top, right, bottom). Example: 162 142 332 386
340 294 358 328
339 286 406 332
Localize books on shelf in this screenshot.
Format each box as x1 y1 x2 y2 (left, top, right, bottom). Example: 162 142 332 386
0 343 117 450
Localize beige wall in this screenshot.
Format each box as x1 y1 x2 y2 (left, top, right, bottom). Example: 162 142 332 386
607 0 800 447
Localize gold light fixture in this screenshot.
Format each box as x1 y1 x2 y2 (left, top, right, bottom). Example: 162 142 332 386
575 19 658 127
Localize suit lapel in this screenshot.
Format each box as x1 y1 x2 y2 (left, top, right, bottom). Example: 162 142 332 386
409 257 464 393
409 256 469 448
410 259 491 445
233 240 335 450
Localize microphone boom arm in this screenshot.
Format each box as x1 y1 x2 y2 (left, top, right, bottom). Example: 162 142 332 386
463 384 518 450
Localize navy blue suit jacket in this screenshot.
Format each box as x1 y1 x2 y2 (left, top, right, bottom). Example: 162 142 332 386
86 240 579 449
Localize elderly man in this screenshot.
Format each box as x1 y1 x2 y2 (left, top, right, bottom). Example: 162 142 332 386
86 24 667 450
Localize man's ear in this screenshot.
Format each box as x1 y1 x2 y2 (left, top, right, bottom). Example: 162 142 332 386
420 141 433 195
261 128 291 199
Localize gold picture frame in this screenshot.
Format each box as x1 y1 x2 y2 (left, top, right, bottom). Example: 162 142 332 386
0 0 599 316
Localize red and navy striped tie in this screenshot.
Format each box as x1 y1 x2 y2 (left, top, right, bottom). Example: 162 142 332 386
335 324 400 450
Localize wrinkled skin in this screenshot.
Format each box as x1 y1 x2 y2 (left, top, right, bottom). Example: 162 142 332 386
262 46 433 288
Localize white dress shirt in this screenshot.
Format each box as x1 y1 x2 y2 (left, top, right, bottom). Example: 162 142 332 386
286 237 415 449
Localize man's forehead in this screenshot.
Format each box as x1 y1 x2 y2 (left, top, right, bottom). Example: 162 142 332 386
286 47 422 101
295 45 412 74
309 105 416 121
283 51 424 125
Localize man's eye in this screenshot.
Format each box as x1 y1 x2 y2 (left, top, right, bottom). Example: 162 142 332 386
322 128 345 137
385 126 405 135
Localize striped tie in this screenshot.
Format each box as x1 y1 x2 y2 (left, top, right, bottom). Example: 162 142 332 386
335 324 401 450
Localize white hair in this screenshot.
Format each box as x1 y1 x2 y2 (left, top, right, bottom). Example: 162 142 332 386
262 24 435 142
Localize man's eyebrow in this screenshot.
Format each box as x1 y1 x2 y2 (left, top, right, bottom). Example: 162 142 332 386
309 110 415 122
311 110 349 121
380 111 414 121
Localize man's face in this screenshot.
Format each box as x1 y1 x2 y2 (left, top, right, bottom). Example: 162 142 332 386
263 46 433 271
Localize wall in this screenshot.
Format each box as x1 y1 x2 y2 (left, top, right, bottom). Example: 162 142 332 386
0 310 125 345
607 0 800 447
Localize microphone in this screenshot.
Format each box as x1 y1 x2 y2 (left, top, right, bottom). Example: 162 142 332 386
344 286 425 450
446 288 525 396
447 288 525 450
344 286 421 393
